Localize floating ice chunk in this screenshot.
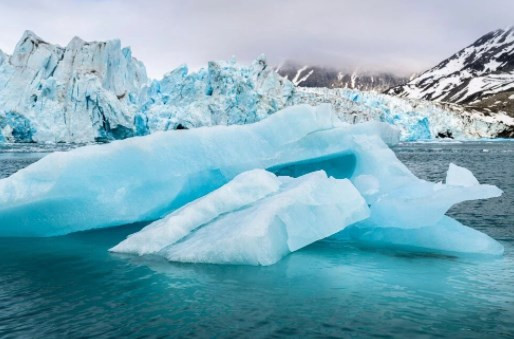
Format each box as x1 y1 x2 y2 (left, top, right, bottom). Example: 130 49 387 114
341 163 504 255
341 216 504 256
113 170 370 266
0 104 505 258
368 163 502 229
111 169 282 255
446 163 479 186
0 104 397 237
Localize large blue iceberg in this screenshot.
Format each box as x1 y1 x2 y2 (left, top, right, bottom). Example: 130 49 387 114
0 104 504 260
111 169 370 266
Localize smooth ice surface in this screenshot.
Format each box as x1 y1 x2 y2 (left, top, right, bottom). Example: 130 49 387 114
368 166 502 229
112 170 370 266
341 216 504 256
340 161 504 256
111 169 283 256
446 163 480 186
0 104 504 256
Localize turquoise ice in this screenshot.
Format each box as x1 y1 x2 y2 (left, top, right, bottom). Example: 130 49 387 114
111 170 370 266
0 104 504 259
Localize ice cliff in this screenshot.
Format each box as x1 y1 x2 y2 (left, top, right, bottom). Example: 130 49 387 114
0 105 503 263
0 31 147 142
136 56 295 133
0 31 512 142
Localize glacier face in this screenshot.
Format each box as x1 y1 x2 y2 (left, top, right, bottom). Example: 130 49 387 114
0 105 503 260
136 56 295 133
0 31 147 143
136 58 514 141
111 170 370 266
293 87 514 141
0 31 512 143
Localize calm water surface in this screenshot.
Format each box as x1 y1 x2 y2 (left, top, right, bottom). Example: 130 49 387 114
0 141 513 338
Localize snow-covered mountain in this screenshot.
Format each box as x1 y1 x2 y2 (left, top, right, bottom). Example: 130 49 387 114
0 31 513 143
277 62 410 91
387 27 514 115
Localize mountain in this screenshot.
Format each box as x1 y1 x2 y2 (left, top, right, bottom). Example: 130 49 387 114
277 62 411 92
387 27 514 116
0 31 513 143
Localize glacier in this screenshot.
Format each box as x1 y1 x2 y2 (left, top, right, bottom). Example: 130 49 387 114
0 104 504 261
0 31 512 143
111 170 370 266
0 31 147 143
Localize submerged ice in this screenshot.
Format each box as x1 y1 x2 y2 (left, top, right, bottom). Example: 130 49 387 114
111 170 370 266
0 104 505 262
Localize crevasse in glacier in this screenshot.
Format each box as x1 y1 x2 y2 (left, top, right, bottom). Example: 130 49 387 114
1 31 512 143
0 105 504 258
111 170 370 266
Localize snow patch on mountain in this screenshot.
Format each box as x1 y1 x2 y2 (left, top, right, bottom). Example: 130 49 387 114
289 65 314 86
388 27 514 113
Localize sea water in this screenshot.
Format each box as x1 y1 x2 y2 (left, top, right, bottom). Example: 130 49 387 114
0 141 513 338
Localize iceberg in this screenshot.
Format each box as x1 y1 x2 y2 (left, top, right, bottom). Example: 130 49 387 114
111 170 370 266
339 163 503 256
0 104 504 258
0 104 389 236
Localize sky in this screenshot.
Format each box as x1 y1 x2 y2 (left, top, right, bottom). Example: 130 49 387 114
0 0 512 78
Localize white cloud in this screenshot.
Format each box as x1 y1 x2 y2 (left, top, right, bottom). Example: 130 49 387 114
0 0 512 78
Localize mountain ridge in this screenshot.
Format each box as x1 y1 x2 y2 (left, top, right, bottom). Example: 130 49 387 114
387 27 514 115
277 62 411 92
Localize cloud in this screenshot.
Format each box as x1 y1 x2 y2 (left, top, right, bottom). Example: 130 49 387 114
0 0 512 78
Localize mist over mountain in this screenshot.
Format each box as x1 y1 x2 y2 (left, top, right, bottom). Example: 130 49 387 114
277 62 412 92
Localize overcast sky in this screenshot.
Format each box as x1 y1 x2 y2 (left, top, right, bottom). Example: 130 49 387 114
0 0 512 78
